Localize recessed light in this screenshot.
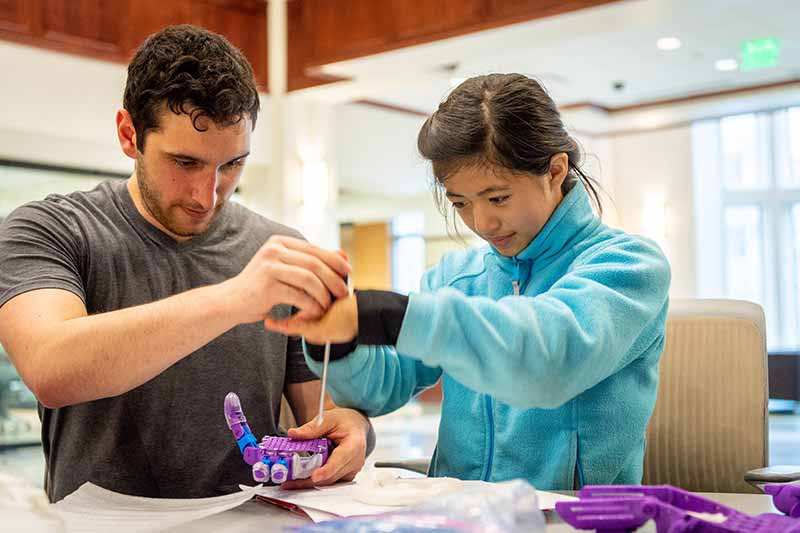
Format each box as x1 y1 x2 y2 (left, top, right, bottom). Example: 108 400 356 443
715 58 739 71
656 37 682 51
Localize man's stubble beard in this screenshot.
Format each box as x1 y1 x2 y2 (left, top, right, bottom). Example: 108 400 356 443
135 157 219 238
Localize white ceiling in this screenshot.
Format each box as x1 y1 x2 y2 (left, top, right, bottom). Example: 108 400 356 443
304 0 800 113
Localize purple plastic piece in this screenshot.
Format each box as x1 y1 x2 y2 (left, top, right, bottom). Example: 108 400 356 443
765 485 800 518
224 392 330 483
223 392 249 440
555 484 800 533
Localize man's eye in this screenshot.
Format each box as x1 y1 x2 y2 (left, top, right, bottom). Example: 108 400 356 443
452 202 466 209
175 159 198 169
225 159 245 169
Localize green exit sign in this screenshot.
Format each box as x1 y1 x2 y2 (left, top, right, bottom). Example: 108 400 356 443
741 37 780 70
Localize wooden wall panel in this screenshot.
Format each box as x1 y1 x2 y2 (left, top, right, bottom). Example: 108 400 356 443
0 0 267 90
202 0 268 91
286 0 307 87
389 0 485 41
41 0 122 54
287 0 347 91
352 222 392 290
288 0 620 90
121 0 202 57
0 0 36 36
487 0 608 21
305 0 390 64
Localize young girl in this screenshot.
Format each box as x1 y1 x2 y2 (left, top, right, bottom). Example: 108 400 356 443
267 73 670 490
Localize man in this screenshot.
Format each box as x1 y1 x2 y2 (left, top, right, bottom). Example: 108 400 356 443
0 24 371 502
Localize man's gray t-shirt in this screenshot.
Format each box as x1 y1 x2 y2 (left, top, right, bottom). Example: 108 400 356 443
0 179 317 501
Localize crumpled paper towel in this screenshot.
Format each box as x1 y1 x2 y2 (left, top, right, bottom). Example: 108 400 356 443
352 468 464 506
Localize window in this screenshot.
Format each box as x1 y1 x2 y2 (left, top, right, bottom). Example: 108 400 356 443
391 212 425 294
0 164 109 218
694 107 800 350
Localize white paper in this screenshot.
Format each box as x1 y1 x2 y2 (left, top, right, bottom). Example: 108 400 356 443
52 482 274 532
301 508 340 522
1 472 64 532
258 483 401 518
254 478 578 522
535 489 578 510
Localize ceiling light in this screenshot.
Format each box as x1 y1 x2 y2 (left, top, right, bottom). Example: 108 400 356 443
715 58 739 71
656 37 682 51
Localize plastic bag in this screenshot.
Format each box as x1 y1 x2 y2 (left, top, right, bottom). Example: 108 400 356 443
287 479 545 533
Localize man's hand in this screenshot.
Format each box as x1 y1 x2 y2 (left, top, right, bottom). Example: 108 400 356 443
264 294 358 344
280 407 369 489
224 235 350 324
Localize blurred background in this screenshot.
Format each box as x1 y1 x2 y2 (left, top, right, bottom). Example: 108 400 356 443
0 0 798 486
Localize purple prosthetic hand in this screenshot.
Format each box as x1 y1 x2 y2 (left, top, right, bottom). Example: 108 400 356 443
555 484 800 533
224 392 330 484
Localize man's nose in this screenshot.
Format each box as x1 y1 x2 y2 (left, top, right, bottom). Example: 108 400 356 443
192 171 219 210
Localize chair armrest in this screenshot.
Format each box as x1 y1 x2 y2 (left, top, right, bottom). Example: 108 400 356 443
745 466 800 489
374 458 431 475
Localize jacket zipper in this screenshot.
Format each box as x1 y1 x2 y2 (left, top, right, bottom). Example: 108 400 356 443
483 395 494 481
484 258 523 481
512 257 521 296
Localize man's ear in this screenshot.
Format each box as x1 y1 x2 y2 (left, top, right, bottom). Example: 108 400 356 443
116 109 139 159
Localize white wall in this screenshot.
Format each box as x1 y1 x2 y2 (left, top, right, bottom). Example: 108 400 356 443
608 126 697 298
572 132 620 227
335 103 429 198
0 42 130 173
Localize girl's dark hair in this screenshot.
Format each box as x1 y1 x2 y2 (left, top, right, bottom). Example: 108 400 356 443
417 73 603 224
123 24 260 151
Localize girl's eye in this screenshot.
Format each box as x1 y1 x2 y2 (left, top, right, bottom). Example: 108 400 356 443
452 202 466 209
490 195 510 205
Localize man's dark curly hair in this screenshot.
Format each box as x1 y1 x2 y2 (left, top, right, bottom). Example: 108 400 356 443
123 24 260 152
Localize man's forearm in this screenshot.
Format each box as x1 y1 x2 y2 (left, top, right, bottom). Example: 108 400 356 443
34 281 240 408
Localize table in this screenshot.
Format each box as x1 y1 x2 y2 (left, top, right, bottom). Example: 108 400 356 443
165 491 781 532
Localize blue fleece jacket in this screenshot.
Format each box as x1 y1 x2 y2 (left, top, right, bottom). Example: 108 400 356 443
305 182 671 489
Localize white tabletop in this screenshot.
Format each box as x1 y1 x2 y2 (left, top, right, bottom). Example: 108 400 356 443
164 491 780 532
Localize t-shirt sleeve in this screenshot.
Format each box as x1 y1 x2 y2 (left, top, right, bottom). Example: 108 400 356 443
0 200 86 309
284 335 318 384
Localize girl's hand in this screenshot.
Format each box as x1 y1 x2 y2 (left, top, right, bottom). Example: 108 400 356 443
264 294 358 344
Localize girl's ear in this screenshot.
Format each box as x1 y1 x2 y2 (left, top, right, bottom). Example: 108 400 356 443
547 153 569 191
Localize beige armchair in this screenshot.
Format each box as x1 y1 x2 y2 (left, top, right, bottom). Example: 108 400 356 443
642 299 769 493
